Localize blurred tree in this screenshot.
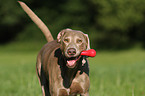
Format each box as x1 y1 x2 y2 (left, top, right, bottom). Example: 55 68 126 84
0 0 25 43
0 0 145 50
87 0 145 49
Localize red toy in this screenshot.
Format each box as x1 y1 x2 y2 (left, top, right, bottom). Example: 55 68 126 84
81 49 96 57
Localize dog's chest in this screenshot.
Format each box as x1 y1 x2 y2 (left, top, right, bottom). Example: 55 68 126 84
59 72 89 95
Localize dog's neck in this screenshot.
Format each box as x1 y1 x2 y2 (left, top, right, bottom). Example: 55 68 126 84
63 67 78 88
61 56 83 88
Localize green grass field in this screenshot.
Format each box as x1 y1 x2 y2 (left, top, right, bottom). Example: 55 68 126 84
0 42 145 96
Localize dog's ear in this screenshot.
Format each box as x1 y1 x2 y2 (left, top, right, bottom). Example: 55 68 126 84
84 34 90 50
57 28 72 43
57 30 64 43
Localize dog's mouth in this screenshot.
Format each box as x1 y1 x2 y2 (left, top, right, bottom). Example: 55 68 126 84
66 56 81 68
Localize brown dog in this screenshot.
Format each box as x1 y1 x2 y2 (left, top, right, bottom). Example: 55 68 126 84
18 1 90 96
36 29 90 96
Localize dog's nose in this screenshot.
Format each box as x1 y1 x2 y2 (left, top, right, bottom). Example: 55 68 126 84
67 48 76 55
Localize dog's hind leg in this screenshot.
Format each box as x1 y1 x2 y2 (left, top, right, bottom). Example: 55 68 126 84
36 54 50 96
40 68 50 96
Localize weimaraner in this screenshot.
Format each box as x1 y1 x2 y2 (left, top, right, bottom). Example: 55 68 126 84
18 1 90 96
36 29 90 96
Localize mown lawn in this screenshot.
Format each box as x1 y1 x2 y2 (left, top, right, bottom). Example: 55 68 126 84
0 43 145 96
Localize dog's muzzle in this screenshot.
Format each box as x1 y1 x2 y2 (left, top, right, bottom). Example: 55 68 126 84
65 48 81 68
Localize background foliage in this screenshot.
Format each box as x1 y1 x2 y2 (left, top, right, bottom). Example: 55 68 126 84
0 0 145 50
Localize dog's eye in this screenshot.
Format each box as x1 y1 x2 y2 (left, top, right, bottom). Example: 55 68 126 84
64 38 69 43
77 39 82 44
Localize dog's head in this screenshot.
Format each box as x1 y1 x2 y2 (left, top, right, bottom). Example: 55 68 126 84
57 29 90 68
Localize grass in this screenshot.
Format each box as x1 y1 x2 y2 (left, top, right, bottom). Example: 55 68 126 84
89 50 145 96
0 42 145 96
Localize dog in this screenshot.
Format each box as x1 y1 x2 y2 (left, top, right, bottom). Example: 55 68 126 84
18 1 90 96
36 29 90 96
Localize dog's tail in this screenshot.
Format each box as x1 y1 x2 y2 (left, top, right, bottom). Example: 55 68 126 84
18 1 54 42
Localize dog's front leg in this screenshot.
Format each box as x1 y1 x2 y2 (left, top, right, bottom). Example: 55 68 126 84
81 92 89 96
